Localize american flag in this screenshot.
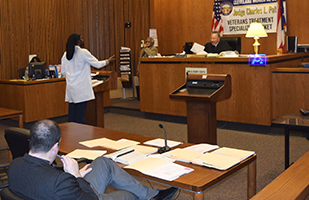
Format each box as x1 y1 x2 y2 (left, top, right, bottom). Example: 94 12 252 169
277 0 287 54
212 0 224 36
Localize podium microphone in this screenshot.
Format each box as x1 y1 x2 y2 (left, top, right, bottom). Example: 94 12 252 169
158 124 171 153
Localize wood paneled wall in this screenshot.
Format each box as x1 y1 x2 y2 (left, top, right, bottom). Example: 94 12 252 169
0 0 150 79
150 0 309 55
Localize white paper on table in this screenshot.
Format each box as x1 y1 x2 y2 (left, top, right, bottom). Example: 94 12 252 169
115 151 147 165
132 145 158 154
212 147 255 160
183 143 219 153
101 139 140 150
162 148 203 163
66 149 107 160
143 138 183 148
79 138 115 148
145 162 194 181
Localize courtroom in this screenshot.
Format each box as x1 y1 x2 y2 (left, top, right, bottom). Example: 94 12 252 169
0 0 309 200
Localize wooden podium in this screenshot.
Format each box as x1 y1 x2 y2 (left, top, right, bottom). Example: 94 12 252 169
170 74 231 144
85 71 117 128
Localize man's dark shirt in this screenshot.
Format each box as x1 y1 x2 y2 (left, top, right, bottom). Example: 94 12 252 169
204 40 232 53
8 154 98 200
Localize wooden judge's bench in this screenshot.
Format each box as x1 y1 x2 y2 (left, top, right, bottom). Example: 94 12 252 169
0 71 116 126
139 53 309 126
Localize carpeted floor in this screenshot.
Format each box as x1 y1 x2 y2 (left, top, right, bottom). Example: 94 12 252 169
0 98 309 199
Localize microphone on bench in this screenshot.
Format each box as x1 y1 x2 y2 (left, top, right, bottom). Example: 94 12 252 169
158 124 171 153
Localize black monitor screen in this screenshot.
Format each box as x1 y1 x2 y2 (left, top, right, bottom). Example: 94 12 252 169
287 36 298 53
28 62 46 79
184 42 193 54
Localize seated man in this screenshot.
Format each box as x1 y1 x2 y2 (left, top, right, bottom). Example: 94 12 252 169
8 119 178 200
140 37 158 58
204 31 232 53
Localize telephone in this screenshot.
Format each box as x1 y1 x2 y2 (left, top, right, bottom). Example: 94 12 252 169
219 51 239 57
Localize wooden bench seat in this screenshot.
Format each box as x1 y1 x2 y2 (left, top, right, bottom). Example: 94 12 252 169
251 151 309 200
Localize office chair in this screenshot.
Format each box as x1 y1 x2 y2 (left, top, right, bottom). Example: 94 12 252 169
220 37 241 54
4 128 30 160
0 187 25 200
17 68 26 79
0 127 30 196
0 147 10 189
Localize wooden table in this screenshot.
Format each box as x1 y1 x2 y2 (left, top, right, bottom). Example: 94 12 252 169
272 113 309 169
58 123 257 200
0 107 23 127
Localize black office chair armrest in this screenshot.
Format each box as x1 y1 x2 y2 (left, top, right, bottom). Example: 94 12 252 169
0 187 25 200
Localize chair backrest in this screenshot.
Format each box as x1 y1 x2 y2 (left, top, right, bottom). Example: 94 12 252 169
17 68 26 79
4 128 30 160
0 187 25 200
220 37 241 53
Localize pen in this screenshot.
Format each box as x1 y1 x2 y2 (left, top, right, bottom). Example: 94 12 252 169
57 154 63 159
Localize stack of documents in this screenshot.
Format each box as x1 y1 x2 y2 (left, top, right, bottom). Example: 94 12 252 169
162 143 219 163
162 148 203 163
124 155 194 181
104 145 158 165
192 147 255 170
91 79 104 87
183 143 219 153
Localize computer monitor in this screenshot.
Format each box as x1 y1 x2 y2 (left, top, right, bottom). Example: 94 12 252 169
184 42 193 54
286 36 298 53
28 62 46 79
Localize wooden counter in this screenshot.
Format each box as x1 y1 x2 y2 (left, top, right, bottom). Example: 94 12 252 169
0 78 68 122
0 74 114 123
272 68 309 120
139 53 309 126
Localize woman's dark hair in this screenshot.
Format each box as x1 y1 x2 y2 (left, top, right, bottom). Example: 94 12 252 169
66 33 81 60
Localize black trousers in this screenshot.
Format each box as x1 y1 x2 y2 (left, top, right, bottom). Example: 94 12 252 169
68 101 88 124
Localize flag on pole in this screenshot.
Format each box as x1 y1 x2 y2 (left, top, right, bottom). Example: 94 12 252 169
212 0 224 36
277 0 287 54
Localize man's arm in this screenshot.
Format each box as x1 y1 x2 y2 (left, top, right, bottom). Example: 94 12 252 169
56 156 98 199
141 46 158 57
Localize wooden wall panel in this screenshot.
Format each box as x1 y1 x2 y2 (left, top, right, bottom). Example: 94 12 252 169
150 0 309 55
0 0 150 79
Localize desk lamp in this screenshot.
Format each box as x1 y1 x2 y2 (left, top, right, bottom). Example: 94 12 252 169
245 21 268 54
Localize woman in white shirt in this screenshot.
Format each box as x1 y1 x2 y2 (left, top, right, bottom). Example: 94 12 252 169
61 33 115 124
